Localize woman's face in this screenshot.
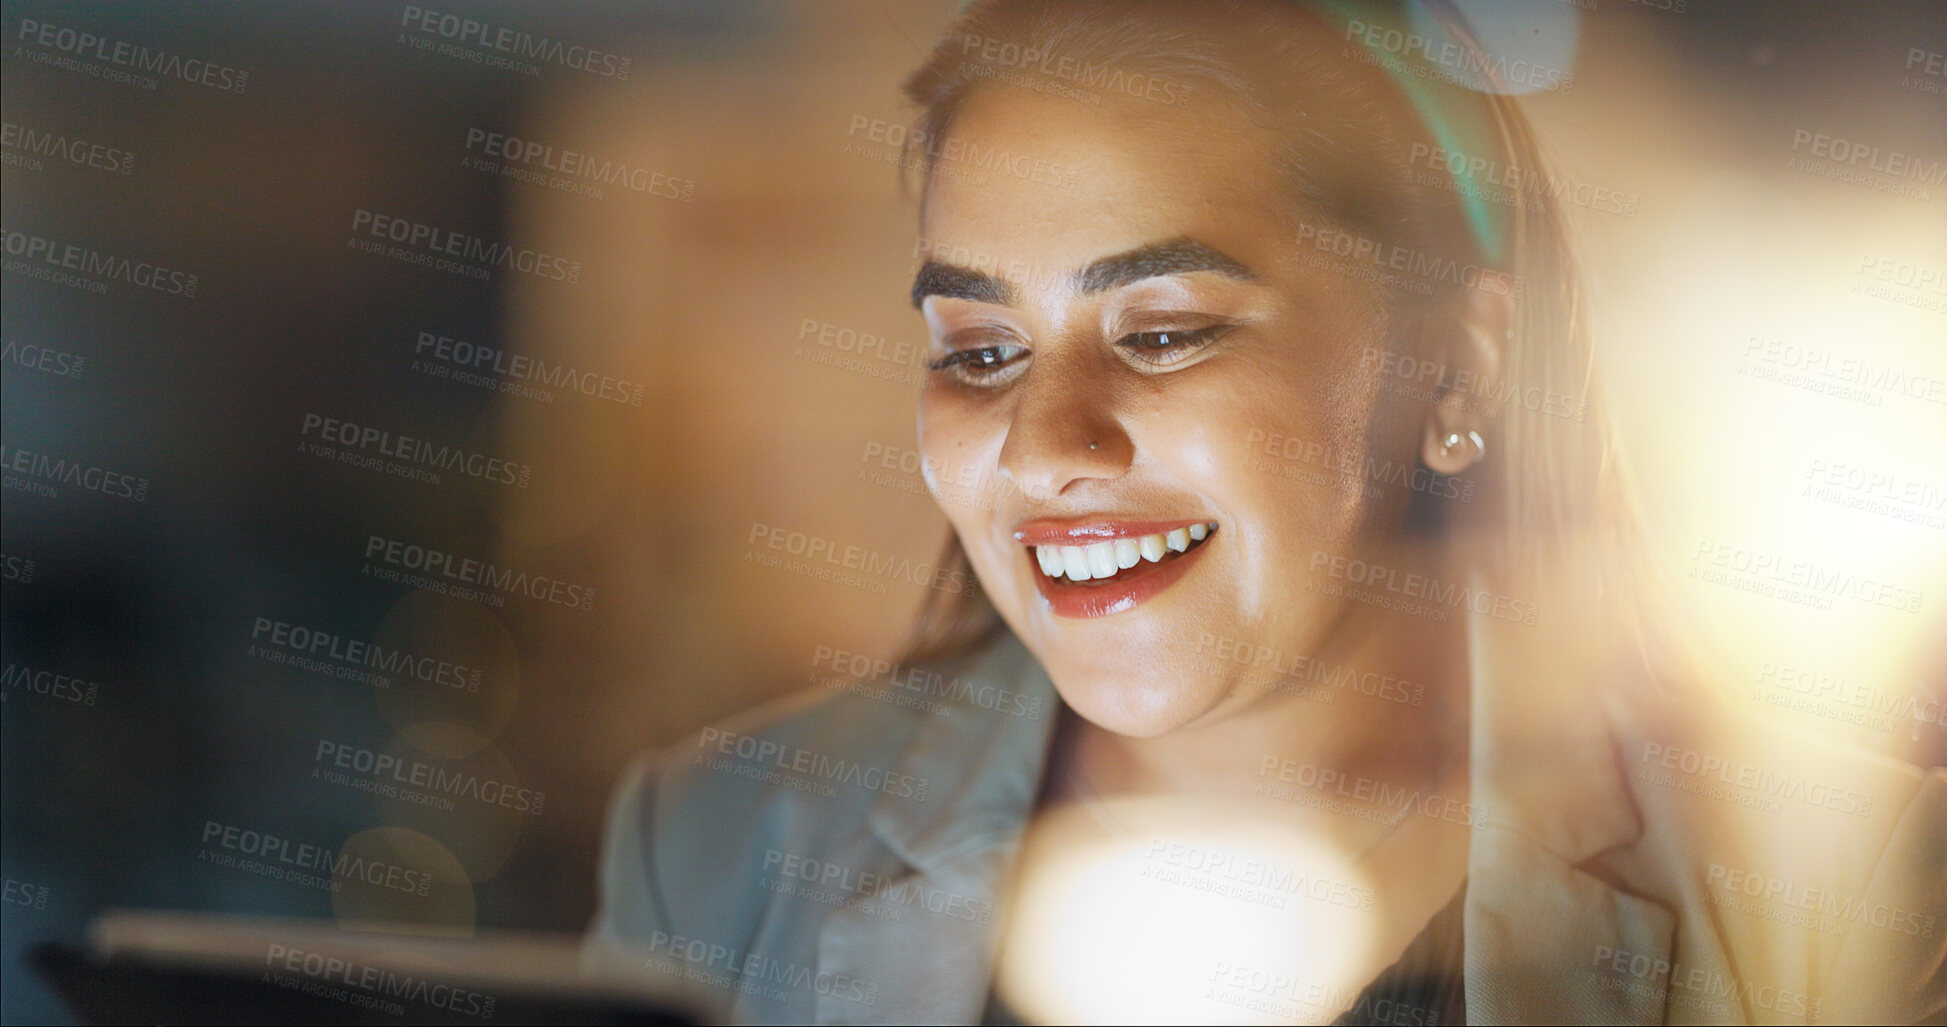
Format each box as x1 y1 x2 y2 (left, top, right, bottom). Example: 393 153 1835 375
915 84 1421 739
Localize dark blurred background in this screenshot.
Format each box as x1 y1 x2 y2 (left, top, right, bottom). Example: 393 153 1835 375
3 1 1942 1023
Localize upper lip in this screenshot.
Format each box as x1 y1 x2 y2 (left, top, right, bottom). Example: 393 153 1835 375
1012 516 1215 545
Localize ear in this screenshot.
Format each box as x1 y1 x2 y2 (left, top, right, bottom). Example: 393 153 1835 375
1418 278 1511 476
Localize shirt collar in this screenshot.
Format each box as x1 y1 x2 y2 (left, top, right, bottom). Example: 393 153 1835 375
865 631 1062 872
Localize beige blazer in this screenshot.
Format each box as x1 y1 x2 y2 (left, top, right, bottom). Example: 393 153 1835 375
584 629 1947 1024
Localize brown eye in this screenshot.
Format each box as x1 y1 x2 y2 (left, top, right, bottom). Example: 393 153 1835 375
1114 325 1230 365
1123 330 1198 349
928 342 1029 384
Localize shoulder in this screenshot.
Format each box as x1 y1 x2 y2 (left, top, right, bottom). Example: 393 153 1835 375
625 677 936 873
1600 675 1946 1021
1605 673 1941 865
592 631 1049 943
633 630 1042 847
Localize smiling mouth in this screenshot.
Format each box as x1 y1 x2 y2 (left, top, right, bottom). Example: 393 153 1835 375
1031 522 1217 584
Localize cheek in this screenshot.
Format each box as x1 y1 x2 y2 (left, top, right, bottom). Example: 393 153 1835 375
1137 358 1374 604
917 388 1007 527
1140 349 1354 505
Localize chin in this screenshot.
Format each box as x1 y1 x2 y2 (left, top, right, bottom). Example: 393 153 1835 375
1043 656 1224 738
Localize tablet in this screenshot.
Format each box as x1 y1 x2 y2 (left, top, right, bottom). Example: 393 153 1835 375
34 909 700 1026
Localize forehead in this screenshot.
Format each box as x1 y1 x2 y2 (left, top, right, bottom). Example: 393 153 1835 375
918 84 1289 291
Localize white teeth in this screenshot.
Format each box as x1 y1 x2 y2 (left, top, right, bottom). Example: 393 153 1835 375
1086 542 1118 578
1034 523 1219 581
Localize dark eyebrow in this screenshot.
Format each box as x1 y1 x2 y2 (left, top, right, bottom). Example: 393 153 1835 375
909 237 1256 309
911 262 1015 309
1076 237 1258 295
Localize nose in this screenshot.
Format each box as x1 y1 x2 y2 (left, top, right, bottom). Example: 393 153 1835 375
996 351 1133 502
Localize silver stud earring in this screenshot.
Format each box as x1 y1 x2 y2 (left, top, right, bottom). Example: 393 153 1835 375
1088 440 1099 451
1440 430 1486 463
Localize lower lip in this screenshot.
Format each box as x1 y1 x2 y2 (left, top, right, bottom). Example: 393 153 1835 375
1029 538 1213 619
